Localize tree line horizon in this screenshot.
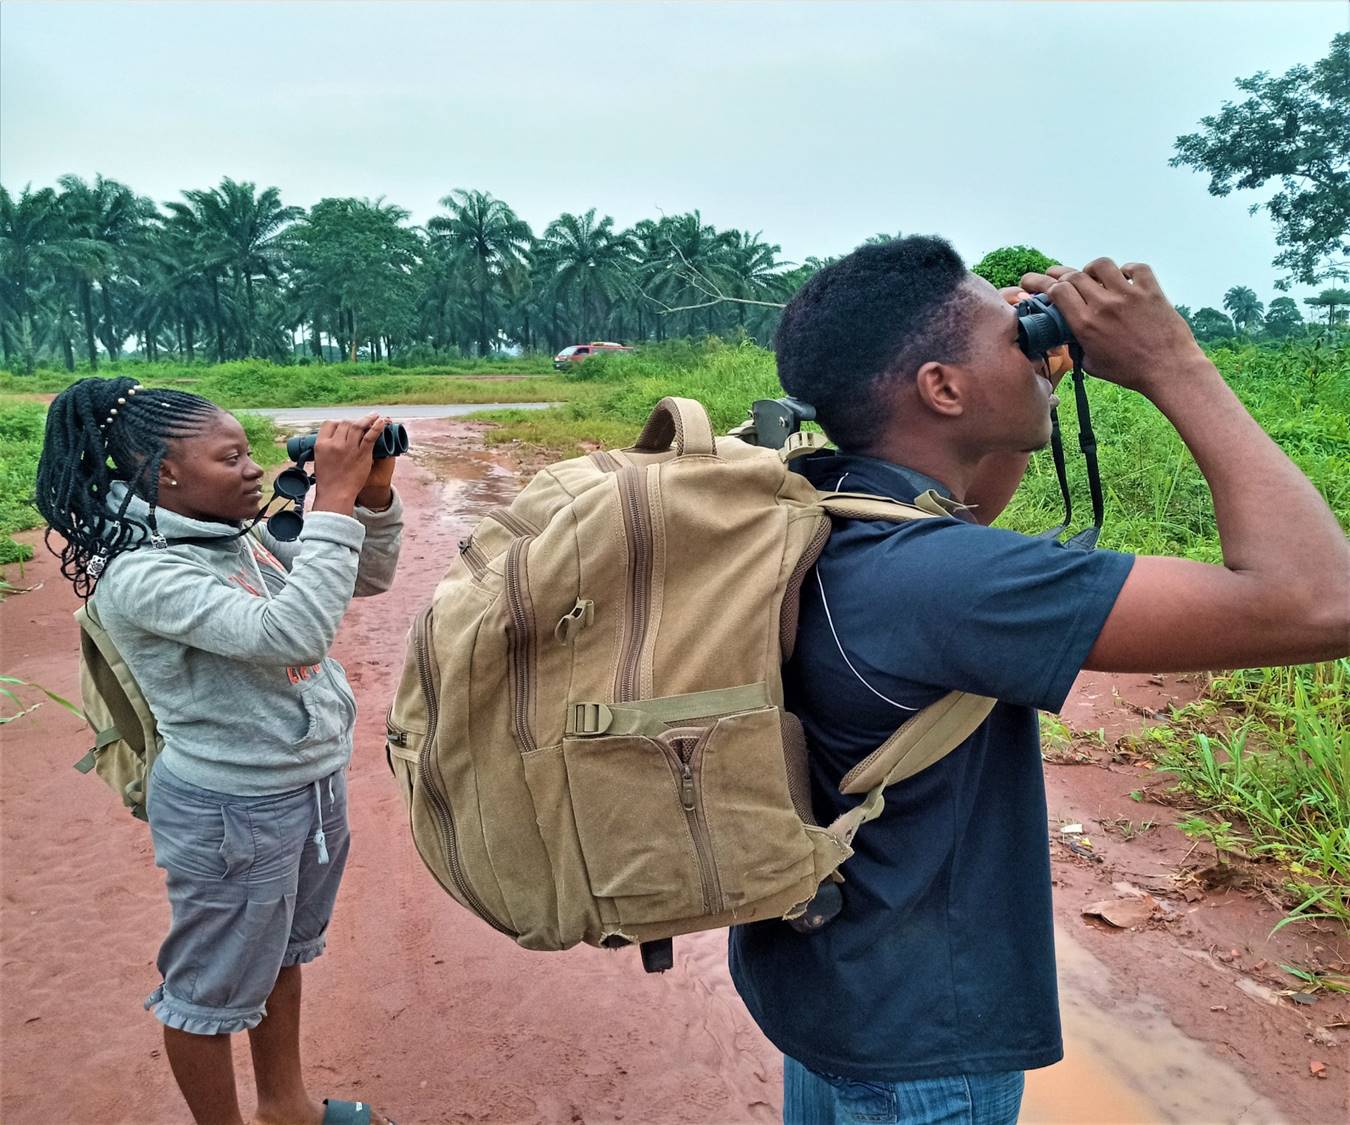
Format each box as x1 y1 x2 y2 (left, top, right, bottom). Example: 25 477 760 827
2 34 1345 373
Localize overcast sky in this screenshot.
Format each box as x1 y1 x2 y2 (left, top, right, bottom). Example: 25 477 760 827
2 1 1345 312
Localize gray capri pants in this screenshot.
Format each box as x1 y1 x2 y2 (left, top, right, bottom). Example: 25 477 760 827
144 757 351 1035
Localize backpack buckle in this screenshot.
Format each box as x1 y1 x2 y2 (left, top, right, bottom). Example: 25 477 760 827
568 702 613 736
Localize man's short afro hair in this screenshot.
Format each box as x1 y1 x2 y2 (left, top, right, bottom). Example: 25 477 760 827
773 235 974 451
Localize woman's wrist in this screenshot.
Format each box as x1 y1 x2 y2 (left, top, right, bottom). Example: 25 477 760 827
355 485 393 512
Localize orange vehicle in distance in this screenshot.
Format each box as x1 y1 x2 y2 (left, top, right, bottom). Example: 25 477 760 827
552 341 632 369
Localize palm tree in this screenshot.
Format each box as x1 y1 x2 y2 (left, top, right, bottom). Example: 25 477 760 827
722 230 786 336
535 209 636 342
164 193 237 362
427 189 532 356
636 212 737 338
0 185 83 373
179 179 300 356
57 174 155 366
1222 286 1265 336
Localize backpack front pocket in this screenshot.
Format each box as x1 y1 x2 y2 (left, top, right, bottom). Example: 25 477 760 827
561 703 816 931
563 733 713 928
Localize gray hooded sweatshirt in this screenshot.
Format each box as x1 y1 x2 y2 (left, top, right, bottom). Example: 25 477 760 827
93 480 403 796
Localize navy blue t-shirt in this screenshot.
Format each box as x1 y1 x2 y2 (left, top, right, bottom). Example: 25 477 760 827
729 453 1135 1081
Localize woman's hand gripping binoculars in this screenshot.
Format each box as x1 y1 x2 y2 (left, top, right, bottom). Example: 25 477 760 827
266 416 409 540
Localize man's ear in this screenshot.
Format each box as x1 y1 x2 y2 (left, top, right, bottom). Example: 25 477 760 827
913 360 965 419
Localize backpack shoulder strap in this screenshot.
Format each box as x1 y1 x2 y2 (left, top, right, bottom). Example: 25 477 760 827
815 691 997 858
75 600 158 756
817 489 976 522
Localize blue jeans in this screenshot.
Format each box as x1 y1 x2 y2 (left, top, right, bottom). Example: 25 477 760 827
783 1055 1024 1125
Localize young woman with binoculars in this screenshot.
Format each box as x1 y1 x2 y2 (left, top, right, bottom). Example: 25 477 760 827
35 378 402 1125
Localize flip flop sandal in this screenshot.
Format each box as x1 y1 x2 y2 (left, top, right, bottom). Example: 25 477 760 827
322 1098 396 1125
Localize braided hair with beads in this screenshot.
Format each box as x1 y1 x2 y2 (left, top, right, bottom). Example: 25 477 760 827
35 376 222 598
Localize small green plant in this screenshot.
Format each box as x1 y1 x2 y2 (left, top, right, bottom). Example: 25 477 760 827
1104 817 1157 841
0 675 82 724
1279 963 1350 994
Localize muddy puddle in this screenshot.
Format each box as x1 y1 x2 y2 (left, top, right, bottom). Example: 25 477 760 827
1024 929 1283 1123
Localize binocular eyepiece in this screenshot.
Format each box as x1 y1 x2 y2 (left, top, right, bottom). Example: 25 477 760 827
1015 293 1076 358
285 422 409 466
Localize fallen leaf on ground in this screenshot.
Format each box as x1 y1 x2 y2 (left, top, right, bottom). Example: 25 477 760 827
1311 1027 1340 1049
1082 898 1158 929
1059 823 1084 835
1063 839 1103 862
1308 1060 1326 1079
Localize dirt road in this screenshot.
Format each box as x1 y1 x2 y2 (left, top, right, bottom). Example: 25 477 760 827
2 418 1345 1123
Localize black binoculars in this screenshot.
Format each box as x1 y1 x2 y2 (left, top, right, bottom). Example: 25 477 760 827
285 422 409 467
1015 293 1076 358
266 422 410 542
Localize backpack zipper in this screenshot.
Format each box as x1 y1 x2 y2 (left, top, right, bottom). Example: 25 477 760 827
504 536 538 752
664 732 723 915
413 606 517 936
489 507 537 538
615 467 654 702
458 538 488 580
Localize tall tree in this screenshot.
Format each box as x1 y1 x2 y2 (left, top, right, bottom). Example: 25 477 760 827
535 209 635 342
428 189 531 356
1171 33 1350 286
290 197 422 362
1222 285 1265 335
163 192 237 362
1191 306 1237 341
1263 295 1304 337
971 246 1059 290
1304 287 1350 326
56 174 154 366
722 230 787 338
179 179 300 356
0 186 82 373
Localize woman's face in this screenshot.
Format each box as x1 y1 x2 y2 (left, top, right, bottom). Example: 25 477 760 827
156 411 266 524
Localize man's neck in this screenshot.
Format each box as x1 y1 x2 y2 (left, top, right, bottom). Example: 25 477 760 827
854 434 976 503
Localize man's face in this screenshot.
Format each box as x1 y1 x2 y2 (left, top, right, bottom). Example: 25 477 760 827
159 411 266 523
956 276 1059 453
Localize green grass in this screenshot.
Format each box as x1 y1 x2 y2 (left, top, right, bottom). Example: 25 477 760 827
1123 661 1350 931
0 360 570 410
484 338 1349 563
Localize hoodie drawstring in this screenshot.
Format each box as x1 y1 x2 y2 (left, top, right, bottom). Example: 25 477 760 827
312 780 329 865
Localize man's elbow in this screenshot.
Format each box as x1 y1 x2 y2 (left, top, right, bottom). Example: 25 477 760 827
1303 598 1350 662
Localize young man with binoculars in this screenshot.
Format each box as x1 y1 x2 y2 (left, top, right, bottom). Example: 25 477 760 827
728 237 1349 1125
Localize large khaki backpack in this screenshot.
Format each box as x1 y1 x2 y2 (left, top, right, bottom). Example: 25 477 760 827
386 397 994 969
